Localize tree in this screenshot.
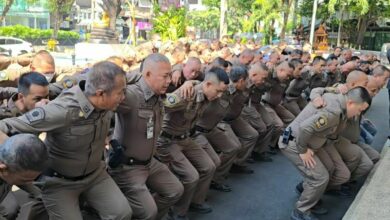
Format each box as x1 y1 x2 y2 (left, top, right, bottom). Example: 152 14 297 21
152 4 187 41
352 0 390 48
251 0 282 44
99 0 122 32
188 9 219 38
47 0 76 39
0 0 39 22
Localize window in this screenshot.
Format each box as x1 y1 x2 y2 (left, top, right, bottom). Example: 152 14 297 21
0 39 5 45
5 39 16 44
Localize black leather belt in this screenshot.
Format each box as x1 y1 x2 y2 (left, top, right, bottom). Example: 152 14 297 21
124 157 151 166
286 93 300 98
195 125 211 133
44 168 95 181
161 129 196 140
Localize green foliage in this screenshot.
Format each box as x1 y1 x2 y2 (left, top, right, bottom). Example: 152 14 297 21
45 0 75 13
152 4 187 41
0 25 79 40
188 8 219 32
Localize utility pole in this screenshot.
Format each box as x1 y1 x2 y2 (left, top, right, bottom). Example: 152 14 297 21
219 0 227 39
309 0 318 52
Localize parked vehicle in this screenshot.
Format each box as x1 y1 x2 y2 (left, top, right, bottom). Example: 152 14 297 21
0 37 33 56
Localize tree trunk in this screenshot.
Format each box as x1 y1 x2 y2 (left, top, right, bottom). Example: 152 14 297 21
337 5 345 47
52 10 61 39
0 0 15 22
219 0 227 39
356 16 370 49
101 0 122 31
280 0 292 40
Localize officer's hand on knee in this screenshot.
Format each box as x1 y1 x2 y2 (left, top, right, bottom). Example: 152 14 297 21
299 149 316 169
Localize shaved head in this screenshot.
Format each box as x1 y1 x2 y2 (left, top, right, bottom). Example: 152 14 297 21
366 76 379 97
346 70 368 89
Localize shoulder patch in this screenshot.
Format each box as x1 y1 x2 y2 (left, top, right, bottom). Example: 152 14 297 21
0 71 8 81
315 115 328 129
25 108 45 123
163 93 180 107
62 78 77 89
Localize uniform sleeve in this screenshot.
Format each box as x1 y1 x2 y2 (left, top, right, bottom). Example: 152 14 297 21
0 87 17 100
0 102 70 136
162 89 186 112
296 111 339 154
309 87 339 100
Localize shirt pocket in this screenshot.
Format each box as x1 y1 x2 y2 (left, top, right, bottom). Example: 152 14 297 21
137 109 154 135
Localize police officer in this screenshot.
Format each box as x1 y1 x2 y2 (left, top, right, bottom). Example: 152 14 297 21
193 66 248 191
0 72 49 120
0 61 132 220
282 59 307 116
169 57 203 92
156 70 229 220
261 61 295 149
0 134 48 220
281 87 371 220
108 54 184 220
240 63 275 161
0 50 81 87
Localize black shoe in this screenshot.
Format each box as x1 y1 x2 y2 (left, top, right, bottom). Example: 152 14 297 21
268 147 278 155
252 152 273 162
210 181 232 192
325 188 353 198
246 157 255 164
311 203 328 215
167 213 189 220
295 181 304 195
230 164 254 174
189 203 212 214
290 209 319 220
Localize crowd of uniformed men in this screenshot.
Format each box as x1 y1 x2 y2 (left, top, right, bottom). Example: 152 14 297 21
0 35 388 220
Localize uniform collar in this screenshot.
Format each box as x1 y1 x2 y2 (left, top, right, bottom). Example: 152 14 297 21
228 81 237 94
139 77 156 101
245 79 254 90
194 83 205 102
75 81 95 118
338 94 347 119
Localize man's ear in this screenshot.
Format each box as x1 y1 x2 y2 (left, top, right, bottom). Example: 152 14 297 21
95 89 104 97
17 93 24 101
0 163 8 176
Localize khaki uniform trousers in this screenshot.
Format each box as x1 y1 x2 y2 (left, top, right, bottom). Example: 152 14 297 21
109 158 184 220
242 104 274 154
194 123 240 184
229 116 259 165
156 136 216 216
263 103 287 147
282 96 308 116
39 162 132 220
334 136 374 181
357 142 380 163
281 140 329 213
316 144 351 190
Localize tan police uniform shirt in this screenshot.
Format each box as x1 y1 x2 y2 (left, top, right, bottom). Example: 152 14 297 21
285 71 310 100
285 93 348 154
0 94 22 120
0 82 112 177
114 76 164 161
262 71 290 106
223 82 250 121
162 83 207 136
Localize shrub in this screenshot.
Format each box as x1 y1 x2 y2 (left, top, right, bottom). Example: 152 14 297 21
0 25 79 40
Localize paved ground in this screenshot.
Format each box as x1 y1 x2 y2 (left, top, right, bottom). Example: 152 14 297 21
12 89 389 220
189 88 389 220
